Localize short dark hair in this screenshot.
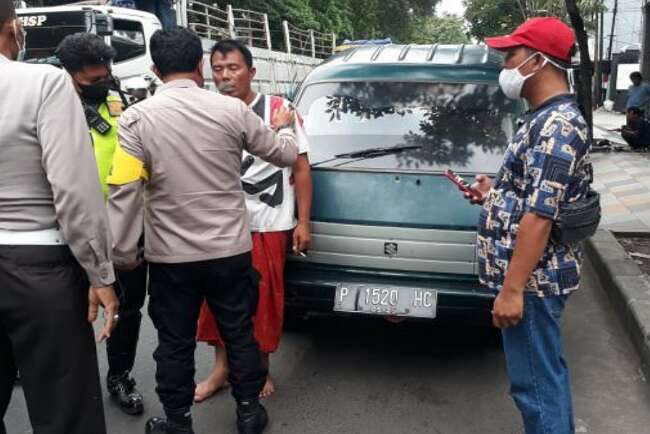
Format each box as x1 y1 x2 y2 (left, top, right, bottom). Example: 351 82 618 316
56 33 116 73
631 71 643 81
0 0 16 29
211 39 253 69
150 28 203 77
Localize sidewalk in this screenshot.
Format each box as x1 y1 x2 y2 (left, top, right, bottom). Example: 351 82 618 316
592 109 650 232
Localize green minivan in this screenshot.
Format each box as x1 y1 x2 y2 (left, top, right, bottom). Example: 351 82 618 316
286 44 523 324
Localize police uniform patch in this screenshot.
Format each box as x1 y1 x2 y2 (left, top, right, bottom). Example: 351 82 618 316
107 100 124 117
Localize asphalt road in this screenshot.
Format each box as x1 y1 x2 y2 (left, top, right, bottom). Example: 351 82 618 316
6 257 650 434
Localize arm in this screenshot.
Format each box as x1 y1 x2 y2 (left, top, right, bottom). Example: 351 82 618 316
38 69 115 288
37 68 118 340
240 103 298 168
292 153 313 252
106 111 147 268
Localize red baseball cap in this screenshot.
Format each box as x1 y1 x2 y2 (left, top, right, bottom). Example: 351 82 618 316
485 17 576 63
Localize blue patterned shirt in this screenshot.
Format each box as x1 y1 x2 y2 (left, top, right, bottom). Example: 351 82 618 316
477 94 592 297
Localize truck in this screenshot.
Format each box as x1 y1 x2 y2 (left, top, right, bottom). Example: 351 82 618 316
17 1 335 94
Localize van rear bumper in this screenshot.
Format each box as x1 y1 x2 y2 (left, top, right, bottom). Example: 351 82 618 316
285 261 495 323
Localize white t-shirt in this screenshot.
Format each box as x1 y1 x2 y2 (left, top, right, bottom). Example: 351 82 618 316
242 94 309 232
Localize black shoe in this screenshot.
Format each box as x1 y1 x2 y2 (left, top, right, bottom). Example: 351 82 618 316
237 403 268 434
145 417 194 434
107 371 144 415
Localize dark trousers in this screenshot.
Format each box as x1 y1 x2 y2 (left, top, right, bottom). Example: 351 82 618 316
136 0 176 29
0 246 106 434
148 252 266 422
106 263 148 376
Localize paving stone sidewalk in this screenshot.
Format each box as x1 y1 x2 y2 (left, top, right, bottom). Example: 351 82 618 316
592 110 650 232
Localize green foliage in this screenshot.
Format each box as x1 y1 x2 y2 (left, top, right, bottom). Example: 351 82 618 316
463 0 606 40
409 14 470 44
231 0 441 43
463 0 525 40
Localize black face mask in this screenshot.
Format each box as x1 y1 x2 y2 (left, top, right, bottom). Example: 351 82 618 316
80 82 110 102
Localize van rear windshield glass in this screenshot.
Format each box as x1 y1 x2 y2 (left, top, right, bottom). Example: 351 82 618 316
296 81 524 173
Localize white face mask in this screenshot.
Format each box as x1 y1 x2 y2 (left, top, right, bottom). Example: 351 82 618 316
499 52 547 99
13 20 27 62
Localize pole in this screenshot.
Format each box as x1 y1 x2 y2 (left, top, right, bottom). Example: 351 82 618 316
607 0 617 63
283 20 291 54
309 29 316 58
263 13 272 50
227 4 236 39
642 2 650 80
594 11 601 106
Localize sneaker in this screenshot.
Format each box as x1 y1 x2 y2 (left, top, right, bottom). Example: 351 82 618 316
237 402 268 434
107 371 144 416
145 417 194 434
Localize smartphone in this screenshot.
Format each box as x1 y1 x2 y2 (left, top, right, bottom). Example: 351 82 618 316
444 169 482 200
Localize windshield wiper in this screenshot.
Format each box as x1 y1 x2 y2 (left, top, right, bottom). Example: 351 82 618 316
311 145 422 167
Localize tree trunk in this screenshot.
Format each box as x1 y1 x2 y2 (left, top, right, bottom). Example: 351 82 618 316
565 0 594 143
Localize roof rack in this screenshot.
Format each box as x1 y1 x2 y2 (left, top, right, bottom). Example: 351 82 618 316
343 47 359 62
371 45 386 62
426 43 439 62
481 44 490 63
454 44 466 64
398 44 412 61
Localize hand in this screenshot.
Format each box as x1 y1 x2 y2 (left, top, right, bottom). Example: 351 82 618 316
88 285 119 343
465 174 492 205
271 107 295 130
293 222 312 254
492 287 524 329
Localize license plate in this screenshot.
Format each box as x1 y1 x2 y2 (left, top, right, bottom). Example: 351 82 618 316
333 283 437 319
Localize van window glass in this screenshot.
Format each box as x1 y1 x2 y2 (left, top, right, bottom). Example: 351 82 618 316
296 81 524 173
112 19 146 63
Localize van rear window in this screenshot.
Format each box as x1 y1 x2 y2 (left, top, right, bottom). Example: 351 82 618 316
296 81 523 173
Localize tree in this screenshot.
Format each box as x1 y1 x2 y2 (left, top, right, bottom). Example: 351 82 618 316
565 0 594 141
409 14 470 44
464 0 525 40
464 0 605 39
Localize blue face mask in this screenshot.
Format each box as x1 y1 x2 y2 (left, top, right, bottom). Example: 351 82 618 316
13 20 26 62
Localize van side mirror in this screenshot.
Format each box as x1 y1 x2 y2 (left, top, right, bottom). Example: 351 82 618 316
93 12 114 36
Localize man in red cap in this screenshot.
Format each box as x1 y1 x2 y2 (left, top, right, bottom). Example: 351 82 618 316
464 17 592 434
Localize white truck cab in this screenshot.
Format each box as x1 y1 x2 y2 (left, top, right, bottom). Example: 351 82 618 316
17 5 161 84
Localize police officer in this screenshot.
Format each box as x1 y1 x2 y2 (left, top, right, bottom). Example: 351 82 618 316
0 0 118 432
107 28 298 434
56 33 147 416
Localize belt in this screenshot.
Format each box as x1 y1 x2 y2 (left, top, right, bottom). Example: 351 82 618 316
0 228 67 245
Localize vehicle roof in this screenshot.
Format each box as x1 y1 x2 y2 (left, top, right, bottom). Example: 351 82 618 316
17 5 159 21
303 44 505 85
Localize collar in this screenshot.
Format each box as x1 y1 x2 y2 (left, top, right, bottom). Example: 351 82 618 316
248 93 261 108
0 53 10 64
529 93 574 115
157 79 199 93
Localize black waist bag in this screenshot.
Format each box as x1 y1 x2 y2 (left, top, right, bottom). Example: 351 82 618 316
551 189 601 245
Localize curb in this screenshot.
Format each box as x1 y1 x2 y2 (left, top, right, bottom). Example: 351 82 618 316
586 229 650 381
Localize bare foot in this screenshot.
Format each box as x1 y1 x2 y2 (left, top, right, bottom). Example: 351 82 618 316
259 375 275 399
194 370 229 403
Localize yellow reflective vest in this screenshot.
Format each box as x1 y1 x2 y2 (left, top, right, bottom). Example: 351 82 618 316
90 95 122 198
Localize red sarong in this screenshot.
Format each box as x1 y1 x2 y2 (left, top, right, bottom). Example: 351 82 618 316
196 231 289 353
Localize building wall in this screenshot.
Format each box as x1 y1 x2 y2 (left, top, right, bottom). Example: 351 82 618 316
602 0 643 55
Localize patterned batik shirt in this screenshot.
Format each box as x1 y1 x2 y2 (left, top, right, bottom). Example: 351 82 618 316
477 94 592 297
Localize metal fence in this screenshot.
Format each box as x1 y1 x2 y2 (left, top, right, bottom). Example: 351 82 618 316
179 1 335 58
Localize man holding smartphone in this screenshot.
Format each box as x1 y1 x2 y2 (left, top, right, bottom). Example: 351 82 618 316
464 18 592 434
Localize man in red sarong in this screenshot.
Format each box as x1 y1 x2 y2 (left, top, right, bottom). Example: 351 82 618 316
195 39 312 401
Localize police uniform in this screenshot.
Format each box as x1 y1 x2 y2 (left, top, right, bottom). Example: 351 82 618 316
86 94 147 409
0 54 112 434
